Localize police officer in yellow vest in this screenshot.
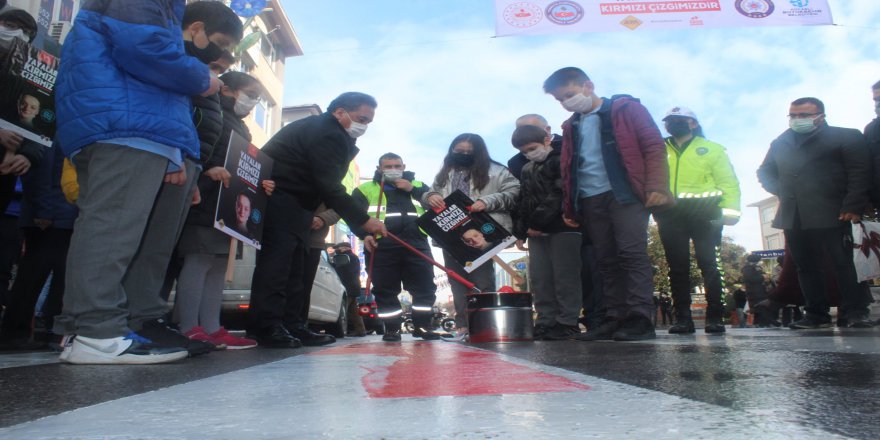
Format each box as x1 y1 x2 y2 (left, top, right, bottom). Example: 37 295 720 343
352 153 440 341
655 106 741 335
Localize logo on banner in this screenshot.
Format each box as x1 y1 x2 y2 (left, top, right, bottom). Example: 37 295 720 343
783 0 823 17
620 15 643 30
735 0 775 18
689 15 704 26
545 1 584 25
503 2 543 28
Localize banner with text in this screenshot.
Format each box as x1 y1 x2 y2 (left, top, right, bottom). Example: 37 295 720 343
214 132 273 249
495 0 832 36
0 37 59 148
417 190 516 273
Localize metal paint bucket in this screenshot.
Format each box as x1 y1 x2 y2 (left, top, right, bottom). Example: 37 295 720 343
467 292 533 343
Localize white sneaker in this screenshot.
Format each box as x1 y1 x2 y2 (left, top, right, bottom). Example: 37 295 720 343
58 334 76 362
62 332 188 365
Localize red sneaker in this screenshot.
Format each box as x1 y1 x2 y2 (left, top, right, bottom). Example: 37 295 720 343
184 326 226 350
208 327 258 350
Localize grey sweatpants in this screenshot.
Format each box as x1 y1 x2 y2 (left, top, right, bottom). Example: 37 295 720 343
55 143 198 338
529 232 583 327
175 253 228 334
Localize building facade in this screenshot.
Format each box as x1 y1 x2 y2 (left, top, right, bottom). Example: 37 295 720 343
747 196 783 251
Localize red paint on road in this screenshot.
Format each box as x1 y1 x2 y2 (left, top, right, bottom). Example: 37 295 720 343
313 342 590 398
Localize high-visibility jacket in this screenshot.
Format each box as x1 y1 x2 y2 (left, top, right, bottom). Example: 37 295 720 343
355 179 428 239
665 136 741 220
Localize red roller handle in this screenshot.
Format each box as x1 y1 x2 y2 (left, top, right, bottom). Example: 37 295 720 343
383 231 480 293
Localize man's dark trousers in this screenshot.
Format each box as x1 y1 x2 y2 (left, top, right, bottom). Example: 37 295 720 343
249 190 314 331
657 213 725 320
784 220 870 318
367 243 436 330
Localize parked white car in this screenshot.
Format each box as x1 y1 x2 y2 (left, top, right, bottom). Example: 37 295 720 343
220 250 348 337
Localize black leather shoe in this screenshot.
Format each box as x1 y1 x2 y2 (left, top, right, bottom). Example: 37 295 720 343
249 325 303 348
704 321 726 334
289 326 336 346
612 315 656 341
412 327 441 340
668 317 695 334
573 318 619 341
382 328 402 342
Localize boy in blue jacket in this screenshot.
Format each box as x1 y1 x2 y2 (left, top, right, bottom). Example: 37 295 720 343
53 0 235 365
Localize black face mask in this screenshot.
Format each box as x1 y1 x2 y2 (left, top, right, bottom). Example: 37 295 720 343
185 39 225 65
666 120 692 138
450 152 474 167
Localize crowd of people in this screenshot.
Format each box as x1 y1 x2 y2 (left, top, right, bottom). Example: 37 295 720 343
0 1 877 365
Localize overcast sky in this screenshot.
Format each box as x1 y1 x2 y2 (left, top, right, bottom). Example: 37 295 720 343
279 0 880 251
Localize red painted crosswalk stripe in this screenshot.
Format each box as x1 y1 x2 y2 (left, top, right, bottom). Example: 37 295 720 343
313 342 590 398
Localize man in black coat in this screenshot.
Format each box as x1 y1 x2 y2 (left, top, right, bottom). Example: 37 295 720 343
757 97 873 329
864 80 880 209
247 92 387 348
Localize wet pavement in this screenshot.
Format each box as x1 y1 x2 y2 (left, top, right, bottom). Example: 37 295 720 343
0 327 877 439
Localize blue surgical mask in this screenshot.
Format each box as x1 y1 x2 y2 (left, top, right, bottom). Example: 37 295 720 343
789 116 818 134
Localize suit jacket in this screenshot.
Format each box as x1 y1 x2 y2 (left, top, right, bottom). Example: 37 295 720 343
757 125 870 230
864 118 880 207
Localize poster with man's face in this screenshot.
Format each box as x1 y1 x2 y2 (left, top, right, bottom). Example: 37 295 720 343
417 190 516 272
214 132 273 249
0 36 57 148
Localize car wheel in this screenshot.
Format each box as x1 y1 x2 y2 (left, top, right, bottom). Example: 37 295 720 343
327 295 347 338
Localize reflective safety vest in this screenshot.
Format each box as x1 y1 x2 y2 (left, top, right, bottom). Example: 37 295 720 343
357 180 427 224
666 136 742 220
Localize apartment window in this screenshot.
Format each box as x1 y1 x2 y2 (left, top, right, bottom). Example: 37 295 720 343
254 100 266 130
253 99 273 133
260 34 277 68
761 206 775 224
766 233 782 250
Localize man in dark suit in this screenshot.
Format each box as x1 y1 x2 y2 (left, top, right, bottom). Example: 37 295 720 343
864 80 880 209
758 97 873 329
247 92 387 348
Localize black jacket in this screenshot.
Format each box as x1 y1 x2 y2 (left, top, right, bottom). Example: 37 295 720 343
757 125 870 230
261 112 369 227
191 92 224 167
513 149 576 239
741 262 767 302
864 118 880 208
351 171 429 247
185 94 252 228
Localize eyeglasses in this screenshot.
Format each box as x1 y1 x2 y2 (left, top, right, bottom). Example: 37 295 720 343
787 113 822 119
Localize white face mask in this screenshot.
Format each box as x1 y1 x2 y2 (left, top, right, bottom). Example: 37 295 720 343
789 116 819 134
382 169 403 182
0 26 27 43
562 93 593 113
524 146 551 162
233 94 259 116
344 111 368 138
